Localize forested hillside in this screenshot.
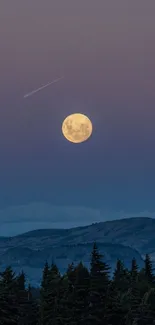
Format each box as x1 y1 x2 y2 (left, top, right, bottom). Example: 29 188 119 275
0 242 155 324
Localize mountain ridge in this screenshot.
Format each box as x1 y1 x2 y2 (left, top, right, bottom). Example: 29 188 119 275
1 216 154 238
0 217 155 286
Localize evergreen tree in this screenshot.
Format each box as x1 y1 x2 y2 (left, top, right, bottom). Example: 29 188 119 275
126 258 141 323
23 284 39 325
39 262 61 325
130 258 138 282
66 262 76 288
88 242 110 324
137 268 150 298
16 270 28 325
56 273 76 325
41 261 50 290
0 266 19 324
113 259 130 293
73 262 90 324
104 281 125 325
17 270 26 290
144 254 154 284
39 261 50 325
135 288 155 324
124 287 141 325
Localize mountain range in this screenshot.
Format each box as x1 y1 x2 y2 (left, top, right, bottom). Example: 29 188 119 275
0 217 155 286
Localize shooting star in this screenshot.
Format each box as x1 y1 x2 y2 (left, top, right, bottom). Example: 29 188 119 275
24 76 64 98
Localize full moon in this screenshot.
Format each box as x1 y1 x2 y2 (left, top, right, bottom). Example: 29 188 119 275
62 113 93 143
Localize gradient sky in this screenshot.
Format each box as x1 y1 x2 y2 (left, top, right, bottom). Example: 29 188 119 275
0 0 155 234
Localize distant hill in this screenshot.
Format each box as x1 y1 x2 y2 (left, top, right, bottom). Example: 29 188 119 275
0 217 155 286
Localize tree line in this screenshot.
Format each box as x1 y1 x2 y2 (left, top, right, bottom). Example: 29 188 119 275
0 242 155 324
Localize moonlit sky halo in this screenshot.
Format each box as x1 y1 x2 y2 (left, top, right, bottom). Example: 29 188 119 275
0 0 155 235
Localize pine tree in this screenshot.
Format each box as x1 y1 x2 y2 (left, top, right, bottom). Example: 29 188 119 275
0 266 19 324
17 270 26 290
137 268 150 298
104 281 125 325
66 262 76 288
127 258 141 322
23 284 39 325
144 254 154 284
16 270 28 325
39 261 50 325
124 288 141 325
88 242 110 324
113 259 130 293
73 262 90 324
130 258 138 282
90 243 110 281
56 273 75 325
41 261 50 290
39 262 61 325
135 288 155 324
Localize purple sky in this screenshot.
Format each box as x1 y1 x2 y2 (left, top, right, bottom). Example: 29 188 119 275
0 0 155 234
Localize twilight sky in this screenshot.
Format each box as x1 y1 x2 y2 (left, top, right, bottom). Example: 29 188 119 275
0 0 155 235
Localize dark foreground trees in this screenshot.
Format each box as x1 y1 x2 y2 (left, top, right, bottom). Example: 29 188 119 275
0 244 155 325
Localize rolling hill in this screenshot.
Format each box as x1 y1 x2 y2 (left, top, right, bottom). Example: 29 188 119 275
0 217 154 286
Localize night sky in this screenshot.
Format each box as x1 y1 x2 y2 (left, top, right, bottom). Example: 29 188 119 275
0 0 155 235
